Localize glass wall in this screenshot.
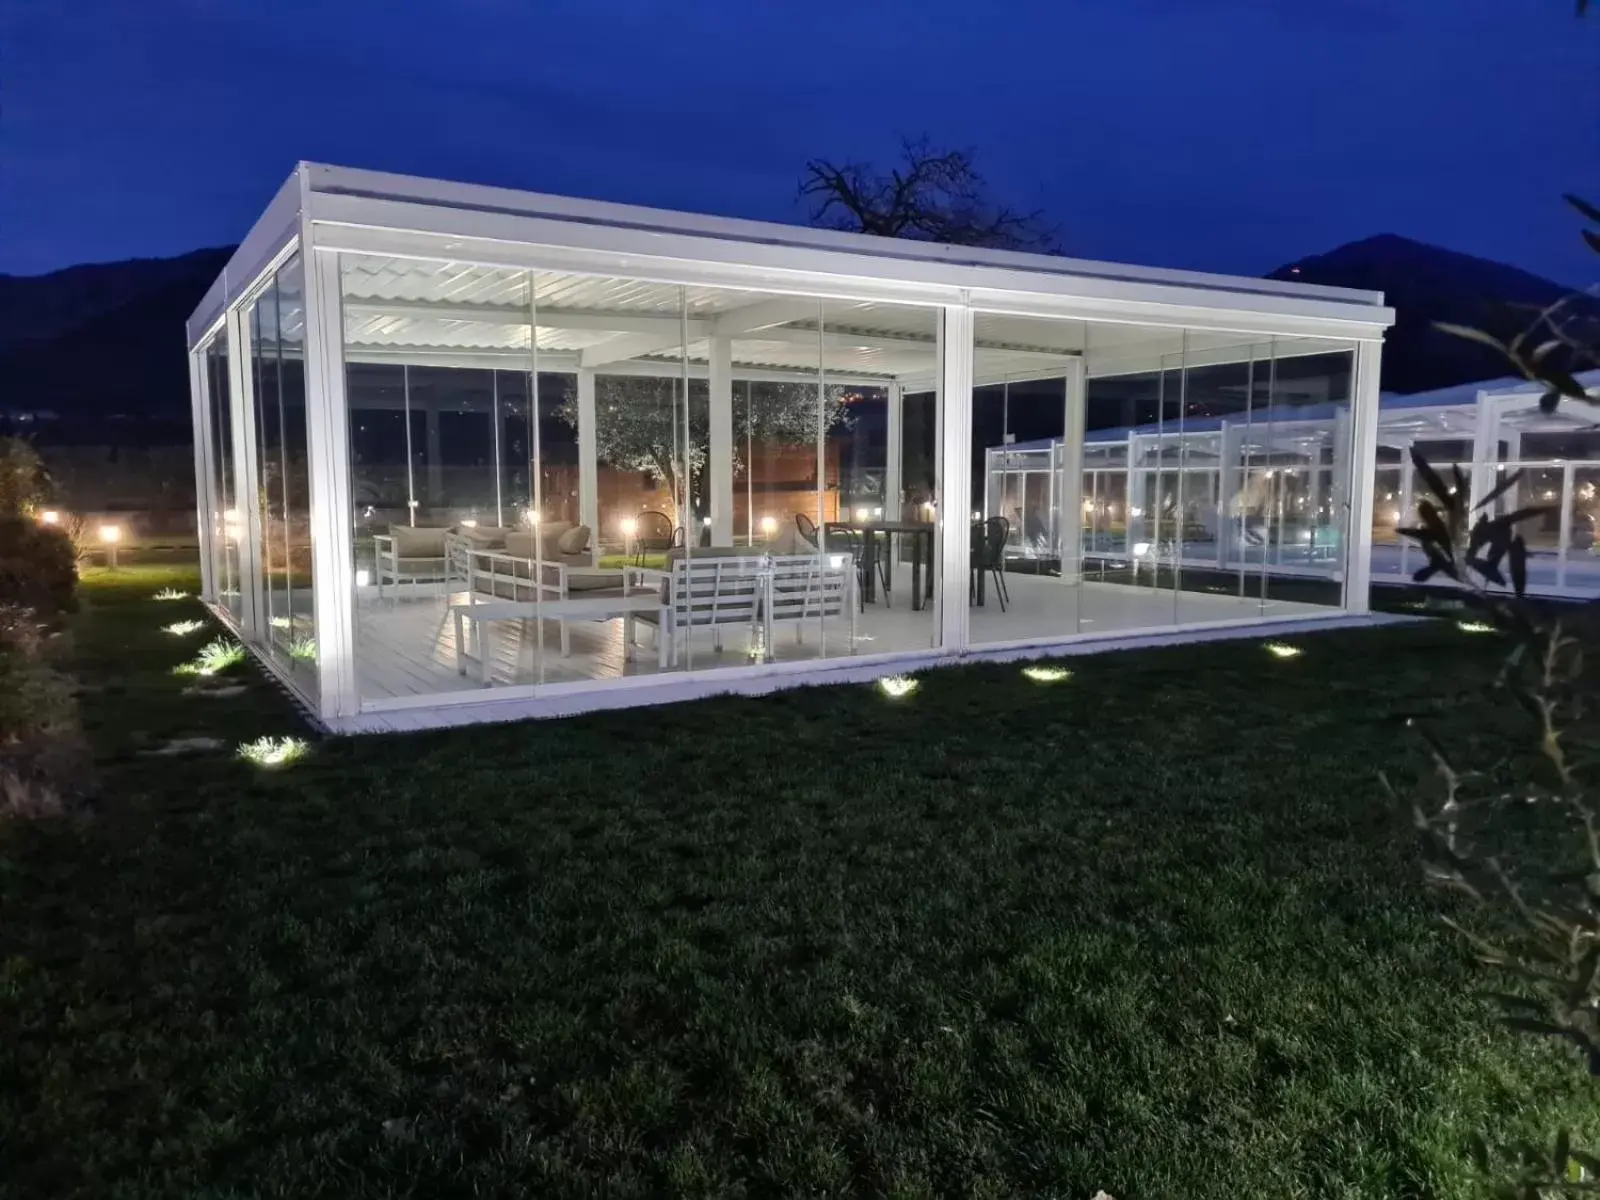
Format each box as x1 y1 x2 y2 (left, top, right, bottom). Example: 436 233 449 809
339 255 943 705
970 314 1359 646
246 254 316 692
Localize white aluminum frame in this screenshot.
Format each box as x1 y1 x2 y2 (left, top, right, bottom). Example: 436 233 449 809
187 163 1394 732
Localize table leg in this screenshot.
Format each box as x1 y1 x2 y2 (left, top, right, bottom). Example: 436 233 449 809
925 532 935 604
977 559 986 607
482 621 493 685
911 534 922 611
454 609 466 675
863 529 878 604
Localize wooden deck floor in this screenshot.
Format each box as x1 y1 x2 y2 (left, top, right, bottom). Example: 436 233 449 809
354 565 1333 703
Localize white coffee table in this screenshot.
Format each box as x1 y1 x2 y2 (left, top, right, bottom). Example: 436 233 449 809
451 595 660 683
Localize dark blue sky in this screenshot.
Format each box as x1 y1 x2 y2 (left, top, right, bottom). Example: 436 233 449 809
3 0 1596 282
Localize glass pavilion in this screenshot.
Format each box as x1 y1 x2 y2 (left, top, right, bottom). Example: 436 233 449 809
187 164 1392 731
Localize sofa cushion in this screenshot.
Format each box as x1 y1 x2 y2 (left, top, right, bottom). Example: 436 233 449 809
389 526 448 557
455 524 509 548
557 524 590 556
565 568 624 595
502 531 537 560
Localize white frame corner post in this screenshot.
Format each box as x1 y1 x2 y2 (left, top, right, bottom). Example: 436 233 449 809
1344 337 1384 614
937 302 975 653
188 346 217 604
225 300 265 642
302 244 360 722
1058 357 1087 585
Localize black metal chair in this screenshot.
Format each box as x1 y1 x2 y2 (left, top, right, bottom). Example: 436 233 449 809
633 510 675 565
970 516 1010 611
795 513 820 548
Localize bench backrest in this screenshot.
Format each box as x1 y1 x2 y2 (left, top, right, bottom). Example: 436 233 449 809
766 554 849 624
663 552 848 628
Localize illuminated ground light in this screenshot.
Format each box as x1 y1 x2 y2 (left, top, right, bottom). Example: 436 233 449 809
1264 642 1302 660
237 736 308 768
162 619 206 636
1023 665 1072 683
153 588 190 601
174 637 245 677
1457 620 1495 634
878 674 919 698
271 615 292 629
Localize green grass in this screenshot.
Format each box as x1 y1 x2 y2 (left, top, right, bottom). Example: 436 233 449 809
1 565 1592 1198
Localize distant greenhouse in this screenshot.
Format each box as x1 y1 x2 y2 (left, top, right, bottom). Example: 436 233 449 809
983 369 1600 599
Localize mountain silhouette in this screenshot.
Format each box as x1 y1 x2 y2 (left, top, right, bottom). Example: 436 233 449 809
1268 233 1594 394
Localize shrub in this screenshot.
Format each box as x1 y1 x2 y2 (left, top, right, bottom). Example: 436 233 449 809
0 604 90 819
0 515 77 616
0 438 52 517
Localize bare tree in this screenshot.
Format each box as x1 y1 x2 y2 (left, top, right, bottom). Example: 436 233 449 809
798 136 1058 252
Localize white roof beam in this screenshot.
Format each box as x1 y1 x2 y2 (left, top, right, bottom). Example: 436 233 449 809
345 297 712 338
579 295 823 369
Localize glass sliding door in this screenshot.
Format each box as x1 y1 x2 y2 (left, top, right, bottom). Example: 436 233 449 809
202 332 243 622
244 252 317 695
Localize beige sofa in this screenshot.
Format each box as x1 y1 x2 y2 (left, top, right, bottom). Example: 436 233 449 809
453 522 621 602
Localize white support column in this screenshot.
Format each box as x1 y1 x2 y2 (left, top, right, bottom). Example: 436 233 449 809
1058 358 1086 584
936 303 974 653
1467 389 1500 514
708 335 734 547
226 301 264 640
576 367 599 562
1124 432 1144 560
1344 338 1384 613
1559 461 1576 588
188 347 216 604
1217 421 1242 569
1331 406 1352 579
302 245 359 722
885 381 903 521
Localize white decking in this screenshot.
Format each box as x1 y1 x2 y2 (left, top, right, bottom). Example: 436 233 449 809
353 563 1334 703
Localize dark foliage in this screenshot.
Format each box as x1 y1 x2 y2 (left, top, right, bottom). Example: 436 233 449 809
0 516 78 615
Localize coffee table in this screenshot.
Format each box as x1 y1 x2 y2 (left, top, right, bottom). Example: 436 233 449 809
451 595 660 683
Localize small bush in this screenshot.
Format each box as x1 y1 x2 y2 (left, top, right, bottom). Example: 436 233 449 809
174 638 246 677
0 604 90 819
0 516 77 616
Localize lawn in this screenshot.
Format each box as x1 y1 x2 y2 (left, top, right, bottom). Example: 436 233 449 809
1 566 1591 1198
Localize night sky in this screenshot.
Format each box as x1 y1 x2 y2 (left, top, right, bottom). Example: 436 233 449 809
3 0 1597 282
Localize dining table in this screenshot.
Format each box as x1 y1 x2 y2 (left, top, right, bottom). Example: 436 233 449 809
823 519 936 610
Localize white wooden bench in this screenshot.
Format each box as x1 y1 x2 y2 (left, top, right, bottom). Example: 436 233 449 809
635 552 856 668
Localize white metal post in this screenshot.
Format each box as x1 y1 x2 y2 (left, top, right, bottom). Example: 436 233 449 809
1331 406 1352 578
1559 461 1575 588
708 334 734 547
491 371 504 527
885 381 903 522
1398 449 1415 580
936 303 973 653
1125 433 1144 561
188 346 216 604
1217 420 1241 570
1343 338 1384 613
1058 358 1086 584
227 301 264 640
576 367 598 560
302 245 360 720
1467 389 1500 515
